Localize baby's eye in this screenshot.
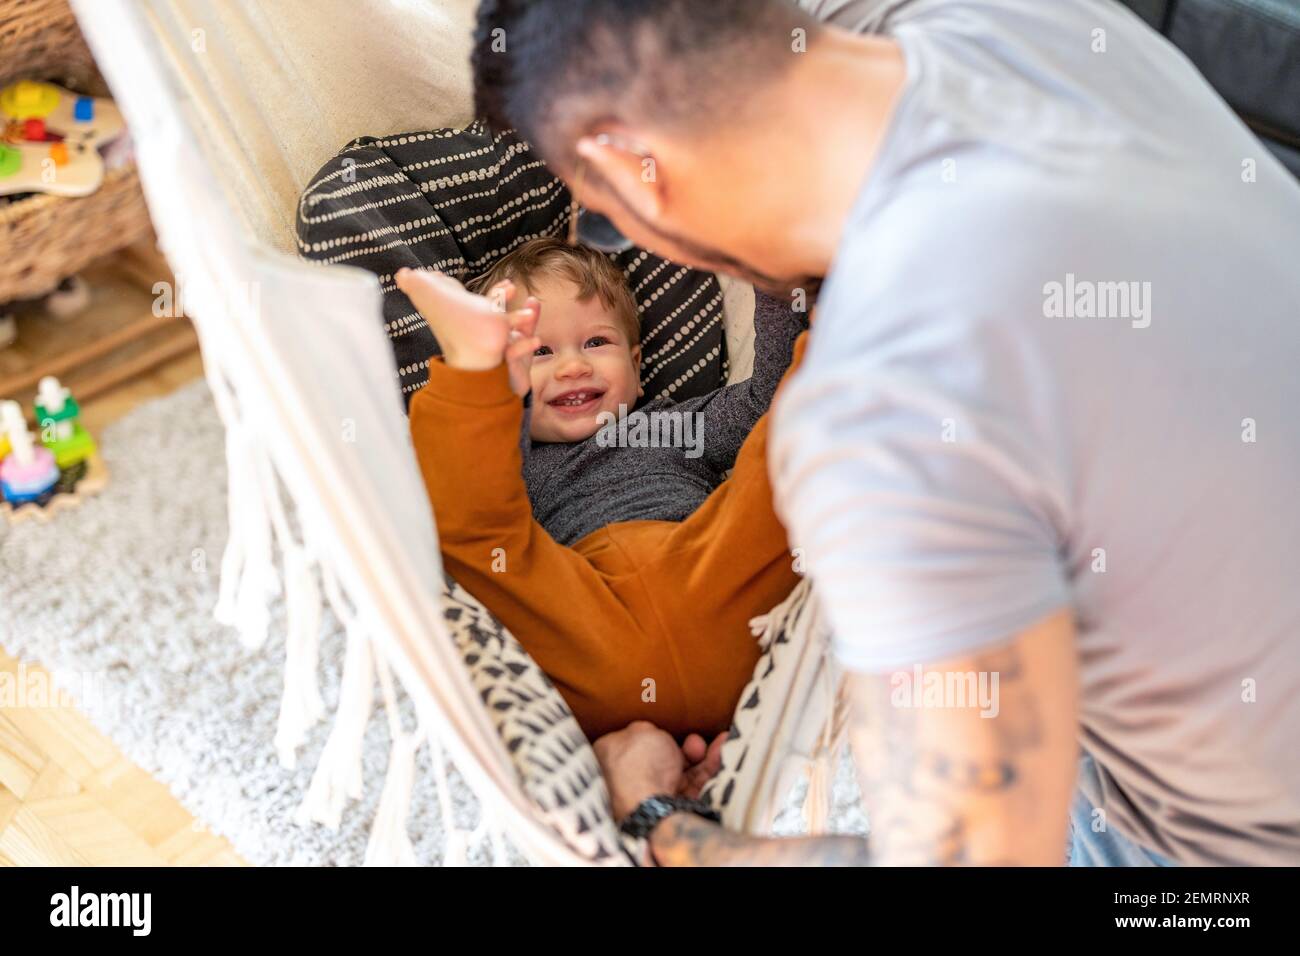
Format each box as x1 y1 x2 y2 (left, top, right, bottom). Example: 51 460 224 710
533 344 553 357
584 336 611 348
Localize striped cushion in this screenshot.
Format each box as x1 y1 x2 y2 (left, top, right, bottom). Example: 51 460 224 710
298 124 727 406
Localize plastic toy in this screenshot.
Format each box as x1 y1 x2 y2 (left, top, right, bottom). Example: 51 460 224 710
35 375 97 468
0 80 126 198
0 400 59 505
0 380 108 524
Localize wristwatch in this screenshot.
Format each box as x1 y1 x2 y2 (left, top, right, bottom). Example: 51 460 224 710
619 794 722 840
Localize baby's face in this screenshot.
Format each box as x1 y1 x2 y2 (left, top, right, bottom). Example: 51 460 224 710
524 274 642 443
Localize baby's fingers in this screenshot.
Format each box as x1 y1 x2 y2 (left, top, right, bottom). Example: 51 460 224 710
505 335 542 363
509 297 542 337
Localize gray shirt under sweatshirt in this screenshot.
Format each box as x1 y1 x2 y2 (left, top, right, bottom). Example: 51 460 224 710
522 292 805 546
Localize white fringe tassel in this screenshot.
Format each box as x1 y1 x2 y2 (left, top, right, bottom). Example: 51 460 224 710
200 360 473 865
426 730 471 867
803 667 848 833
364 656 419 866
274 544 325 768
215 424 279 649
364 732 418 866
294 620 374 829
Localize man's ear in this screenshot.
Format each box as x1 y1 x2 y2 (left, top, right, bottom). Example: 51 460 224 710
575 132 664 223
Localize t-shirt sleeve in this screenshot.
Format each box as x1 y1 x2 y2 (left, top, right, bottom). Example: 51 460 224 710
768 318 1072 673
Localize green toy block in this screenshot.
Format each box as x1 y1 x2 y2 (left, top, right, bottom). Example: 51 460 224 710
35 393 80 424
44 422 96 469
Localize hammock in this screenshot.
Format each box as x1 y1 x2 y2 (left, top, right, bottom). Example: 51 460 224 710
71 0 847 865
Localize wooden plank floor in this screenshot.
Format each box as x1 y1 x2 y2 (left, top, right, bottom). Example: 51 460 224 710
1 258 246 867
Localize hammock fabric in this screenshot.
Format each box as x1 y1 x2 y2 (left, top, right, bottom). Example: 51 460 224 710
71 0 845 865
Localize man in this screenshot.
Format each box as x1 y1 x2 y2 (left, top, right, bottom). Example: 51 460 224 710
470 0 1300 865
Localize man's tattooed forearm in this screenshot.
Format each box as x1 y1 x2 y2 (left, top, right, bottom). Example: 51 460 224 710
919 752 1016 791
855 644 1044 865
644 642 1054 867
650 813 871 867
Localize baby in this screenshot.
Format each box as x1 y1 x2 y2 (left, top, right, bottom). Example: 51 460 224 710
399 237 806 740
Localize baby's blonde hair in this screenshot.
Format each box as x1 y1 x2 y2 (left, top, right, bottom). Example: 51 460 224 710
469 237 640 345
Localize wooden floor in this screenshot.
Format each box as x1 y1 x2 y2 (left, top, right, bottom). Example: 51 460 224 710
0 256 246 866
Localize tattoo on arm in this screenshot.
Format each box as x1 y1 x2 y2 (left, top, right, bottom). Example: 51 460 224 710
650 813 870 867
646 620 1074 867
852 642 1053 865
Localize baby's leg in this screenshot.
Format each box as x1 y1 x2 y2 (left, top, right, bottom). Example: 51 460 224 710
439 520 682 741
610 334 810 736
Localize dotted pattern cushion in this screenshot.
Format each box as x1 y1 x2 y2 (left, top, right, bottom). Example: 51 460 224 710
297 124 727 408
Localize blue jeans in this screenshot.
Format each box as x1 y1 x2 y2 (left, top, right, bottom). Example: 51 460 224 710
1066 753 1177 866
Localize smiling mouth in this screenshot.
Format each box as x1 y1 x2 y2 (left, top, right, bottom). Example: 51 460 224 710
547 389 605 413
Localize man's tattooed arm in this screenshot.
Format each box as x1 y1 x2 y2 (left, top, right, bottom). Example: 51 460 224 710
650 814 871 867
647 609 1079 867
849 609 1080 866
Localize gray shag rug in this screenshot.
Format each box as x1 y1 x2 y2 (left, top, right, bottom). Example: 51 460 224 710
0 379 864 865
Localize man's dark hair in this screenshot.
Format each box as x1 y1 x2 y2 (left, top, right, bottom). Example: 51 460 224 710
472 0 814 169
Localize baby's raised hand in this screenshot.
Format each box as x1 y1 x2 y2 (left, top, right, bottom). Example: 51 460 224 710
497 281 543 397
395 269 539 385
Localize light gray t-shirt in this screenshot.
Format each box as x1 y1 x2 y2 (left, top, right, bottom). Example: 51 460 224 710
774 0 1300 865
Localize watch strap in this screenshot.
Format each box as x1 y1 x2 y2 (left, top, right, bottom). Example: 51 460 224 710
619 794 722 840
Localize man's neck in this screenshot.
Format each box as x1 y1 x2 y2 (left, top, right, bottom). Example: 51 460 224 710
758 29 908 278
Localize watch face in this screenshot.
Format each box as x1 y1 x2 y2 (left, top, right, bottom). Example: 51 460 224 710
620 794 682 839
646 796 676 816
620 794 721 842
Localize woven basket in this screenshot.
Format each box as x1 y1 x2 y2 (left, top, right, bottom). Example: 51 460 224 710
0 0 153 302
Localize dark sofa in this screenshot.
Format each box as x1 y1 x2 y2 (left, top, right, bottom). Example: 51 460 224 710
1118 0 1300 176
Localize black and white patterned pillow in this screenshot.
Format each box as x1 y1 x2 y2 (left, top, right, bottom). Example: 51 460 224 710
297 123 726 408
441 577 631 865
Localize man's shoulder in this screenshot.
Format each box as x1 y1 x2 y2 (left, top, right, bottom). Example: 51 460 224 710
830 181 1075 321
797 0 896 32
